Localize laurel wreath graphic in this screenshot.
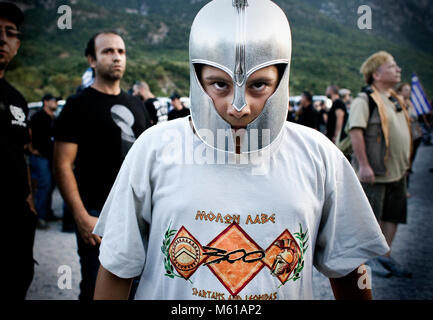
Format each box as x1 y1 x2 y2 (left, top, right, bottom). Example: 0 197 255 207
161 222 192 283
279 223 309 286
290 223 309 282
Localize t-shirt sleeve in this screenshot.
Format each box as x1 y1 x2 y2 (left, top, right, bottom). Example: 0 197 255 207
335 99 347 112
348 97 369 130
145 100 158 124
93 140 152 279
313 146 389 278
53 97 82 143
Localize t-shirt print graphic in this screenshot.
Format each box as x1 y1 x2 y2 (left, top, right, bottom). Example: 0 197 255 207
162 221 308 296
110 104 136 157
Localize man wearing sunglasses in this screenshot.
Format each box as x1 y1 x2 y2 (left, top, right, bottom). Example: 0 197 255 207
0 2 37 299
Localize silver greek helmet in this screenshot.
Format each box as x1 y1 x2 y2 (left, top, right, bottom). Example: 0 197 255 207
189 0 292 153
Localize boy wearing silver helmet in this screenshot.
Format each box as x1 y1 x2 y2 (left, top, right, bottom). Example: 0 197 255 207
93 0 389 300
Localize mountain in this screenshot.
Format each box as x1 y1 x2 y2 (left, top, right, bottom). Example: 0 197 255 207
5 0 433 102
304 0 433 55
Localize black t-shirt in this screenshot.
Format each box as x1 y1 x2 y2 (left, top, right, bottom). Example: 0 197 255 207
326 99 347 140
0 78 30 206
144 98 159 125
319 109 327 126
168 107 190 121
297 104 320 130
30 109 55 160
54 87 150 211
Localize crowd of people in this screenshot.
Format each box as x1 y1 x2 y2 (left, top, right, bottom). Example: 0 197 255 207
1 1 432 300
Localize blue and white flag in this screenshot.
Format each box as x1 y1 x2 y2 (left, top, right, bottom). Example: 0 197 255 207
411 74 432 115
81 67 94 88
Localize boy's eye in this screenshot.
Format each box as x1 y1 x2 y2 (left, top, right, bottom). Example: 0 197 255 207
251 82 266 90
213 82 228 90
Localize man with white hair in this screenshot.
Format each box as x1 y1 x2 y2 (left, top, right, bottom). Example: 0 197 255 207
339 88 352 110
349 51 412 278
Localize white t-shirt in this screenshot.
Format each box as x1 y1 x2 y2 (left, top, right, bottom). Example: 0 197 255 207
94 117 389 300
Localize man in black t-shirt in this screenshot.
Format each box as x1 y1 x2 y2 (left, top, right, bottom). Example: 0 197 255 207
29 94 58 229
54 31 150 300
325 85 348 143
132 80 167 125
296 91 320 130
0 2 37 299
168 91 190 120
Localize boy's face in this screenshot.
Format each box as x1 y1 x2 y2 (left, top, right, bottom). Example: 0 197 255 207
200 64 279 130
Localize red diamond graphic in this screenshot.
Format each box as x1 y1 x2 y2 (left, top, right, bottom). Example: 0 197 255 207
263 229 301 284
169 226 207 280
204 223 265 296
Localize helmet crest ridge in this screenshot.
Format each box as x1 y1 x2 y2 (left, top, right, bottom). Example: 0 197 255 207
232 0 248 9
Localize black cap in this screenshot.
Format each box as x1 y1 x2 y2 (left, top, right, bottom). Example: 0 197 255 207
302 91 313 103
170 92 180 100
0 2 24 29
42 93 56 102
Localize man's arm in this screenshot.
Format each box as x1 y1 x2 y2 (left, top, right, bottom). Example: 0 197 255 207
94 265 133 300
53 141 101 246
23 127 37 215
28 128 41 156
25 155 37 215
333 109 345 143
329 265 372 300
349 128 375 184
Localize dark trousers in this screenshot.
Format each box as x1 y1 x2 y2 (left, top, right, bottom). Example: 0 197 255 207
7 202 37 299
62 204 75 233
29 155 54 220
75 209 100 301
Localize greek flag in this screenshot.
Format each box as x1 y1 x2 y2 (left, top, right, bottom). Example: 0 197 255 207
411 74 432 115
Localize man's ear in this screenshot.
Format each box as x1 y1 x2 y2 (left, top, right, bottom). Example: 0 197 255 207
87 55 96 68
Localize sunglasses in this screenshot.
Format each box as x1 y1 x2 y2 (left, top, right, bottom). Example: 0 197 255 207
389 96 402 112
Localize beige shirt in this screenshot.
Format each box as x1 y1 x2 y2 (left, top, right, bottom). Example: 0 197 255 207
349 92 411 183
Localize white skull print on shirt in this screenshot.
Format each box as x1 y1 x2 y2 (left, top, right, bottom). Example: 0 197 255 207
110 104 136 158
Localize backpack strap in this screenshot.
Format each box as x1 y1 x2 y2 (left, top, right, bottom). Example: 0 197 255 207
360 85 377 120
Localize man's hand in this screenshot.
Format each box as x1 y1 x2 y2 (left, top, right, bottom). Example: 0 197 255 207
350 128 376 184
358 164 375 184
76 212 101 246
25 157 37 215
26 193 37 215
30 148 42 156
